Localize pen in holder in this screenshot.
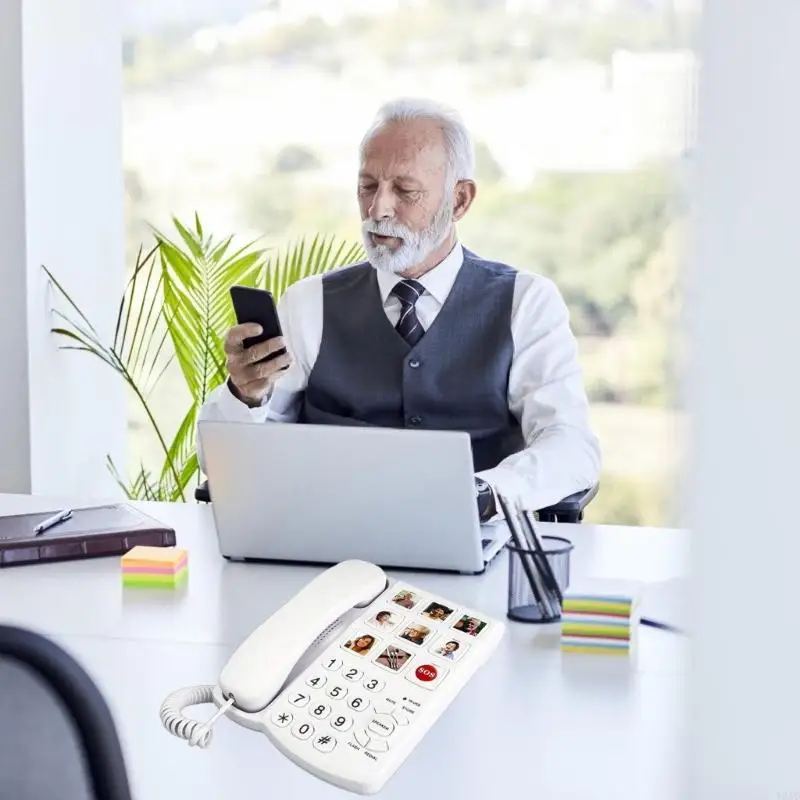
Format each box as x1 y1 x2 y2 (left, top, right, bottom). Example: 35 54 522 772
497 495 574 624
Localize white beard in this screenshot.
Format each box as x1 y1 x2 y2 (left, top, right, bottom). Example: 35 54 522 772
361 194 454 275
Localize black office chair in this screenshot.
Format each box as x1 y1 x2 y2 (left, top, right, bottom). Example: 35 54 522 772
0 625 133 800
194 478 598 523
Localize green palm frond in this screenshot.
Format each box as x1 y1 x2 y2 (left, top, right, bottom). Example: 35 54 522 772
44 244 183 497
155 214 267 407
45 214 362 502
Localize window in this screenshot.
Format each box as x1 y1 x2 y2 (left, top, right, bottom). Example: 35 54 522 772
122 0 700 523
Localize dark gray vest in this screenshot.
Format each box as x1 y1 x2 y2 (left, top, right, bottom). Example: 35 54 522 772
298 251 524 472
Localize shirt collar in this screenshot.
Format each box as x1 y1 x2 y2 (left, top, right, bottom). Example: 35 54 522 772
375 242 464 306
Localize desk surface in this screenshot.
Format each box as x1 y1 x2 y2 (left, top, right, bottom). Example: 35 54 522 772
0 493 689 800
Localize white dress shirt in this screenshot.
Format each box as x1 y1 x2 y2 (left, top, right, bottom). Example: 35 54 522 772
198 243 601 510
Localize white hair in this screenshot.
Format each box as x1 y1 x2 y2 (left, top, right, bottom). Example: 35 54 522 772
359 97 475 186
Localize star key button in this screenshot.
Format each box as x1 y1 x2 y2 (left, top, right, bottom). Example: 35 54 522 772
270 710 293 728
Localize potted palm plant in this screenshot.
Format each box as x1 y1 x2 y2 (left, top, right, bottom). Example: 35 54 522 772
44 214 363 502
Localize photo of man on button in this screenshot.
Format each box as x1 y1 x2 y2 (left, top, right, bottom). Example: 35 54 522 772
198 97 601 520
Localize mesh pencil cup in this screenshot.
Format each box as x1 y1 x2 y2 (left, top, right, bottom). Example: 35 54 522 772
507 535 574 623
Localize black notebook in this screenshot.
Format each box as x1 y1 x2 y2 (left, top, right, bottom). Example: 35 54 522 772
0 504 176 567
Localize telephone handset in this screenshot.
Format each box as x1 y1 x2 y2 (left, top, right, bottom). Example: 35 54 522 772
220 560 387 713
160 559 504 795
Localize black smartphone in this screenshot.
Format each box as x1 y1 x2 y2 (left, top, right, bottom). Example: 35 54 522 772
229 285 285 363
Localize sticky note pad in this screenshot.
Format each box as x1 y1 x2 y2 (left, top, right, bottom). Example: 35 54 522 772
121 546 187 588
560 580 642 656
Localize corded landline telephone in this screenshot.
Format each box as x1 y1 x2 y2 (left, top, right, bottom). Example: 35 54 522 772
159 560 504 795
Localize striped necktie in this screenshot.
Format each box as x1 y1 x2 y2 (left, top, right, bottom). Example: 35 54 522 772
391 279 425 347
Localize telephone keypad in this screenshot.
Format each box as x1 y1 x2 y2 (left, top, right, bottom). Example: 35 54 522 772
265 580 499 782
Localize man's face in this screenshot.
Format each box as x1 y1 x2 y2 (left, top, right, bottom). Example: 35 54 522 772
358 118 453 275
445 642 458 653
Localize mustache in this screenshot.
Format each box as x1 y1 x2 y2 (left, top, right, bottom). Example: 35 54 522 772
361 219 413 240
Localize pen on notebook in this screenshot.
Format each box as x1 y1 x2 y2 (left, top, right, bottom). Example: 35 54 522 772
497 494 552 618
33 509 73 536
519 507 564 606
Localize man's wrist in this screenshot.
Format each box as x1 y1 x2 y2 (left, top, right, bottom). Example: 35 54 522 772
475 477 496 522
227 377 266 409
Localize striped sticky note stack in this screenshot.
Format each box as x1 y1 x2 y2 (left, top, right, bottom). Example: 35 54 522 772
560 590 640 656
121 546 187 588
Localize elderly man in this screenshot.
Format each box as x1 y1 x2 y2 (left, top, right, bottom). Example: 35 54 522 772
198 97 601 519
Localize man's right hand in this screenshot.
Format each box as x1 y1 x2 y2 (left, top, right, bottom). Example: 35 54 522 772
223 323 291 407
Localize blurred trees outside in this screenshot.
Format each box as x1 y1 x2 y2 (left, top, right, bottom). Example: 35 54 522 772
122 0 696 526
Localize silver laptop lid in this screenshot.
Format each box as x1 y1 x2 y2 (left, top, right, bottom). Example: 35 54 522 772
198 420 486 573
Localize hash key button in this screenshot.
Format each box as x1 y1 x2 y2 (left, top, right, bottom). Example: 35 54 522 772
367 715 395 737
313 734 337 754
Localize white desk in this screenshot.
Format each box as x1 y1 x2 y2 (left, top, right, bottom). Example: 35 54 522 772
0 493 689 800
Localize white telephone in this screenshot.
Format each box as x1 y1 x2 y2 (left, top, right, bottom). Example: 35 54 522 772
159 560 504 795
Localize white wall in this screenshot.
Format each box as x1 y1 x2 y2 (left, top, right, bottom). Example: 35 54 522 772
0 0 32 494
0 0 125 497
683 0 800 796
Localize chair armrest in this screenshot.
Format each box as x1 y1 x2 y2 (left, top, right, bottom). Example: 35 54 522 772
194 479 211 503
536 483 598 523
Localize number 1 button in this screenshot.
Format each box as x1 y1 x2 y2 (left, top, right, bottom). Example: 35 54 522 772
324 657 342 671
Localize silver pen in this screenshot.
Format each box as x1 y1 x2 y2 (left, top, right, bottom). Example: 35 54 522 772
33 508 73 536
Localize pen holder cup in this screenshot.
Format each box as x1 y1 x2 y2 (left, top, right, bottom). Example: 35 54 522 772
507 536 574 624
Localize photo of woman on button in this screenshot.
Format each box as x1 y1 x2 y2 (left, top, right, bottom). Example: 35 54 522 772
344 634 376 655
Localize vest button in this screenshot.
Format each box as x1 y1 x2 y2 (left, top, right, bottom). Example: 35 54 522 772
408 358 421 369
408 415 423 427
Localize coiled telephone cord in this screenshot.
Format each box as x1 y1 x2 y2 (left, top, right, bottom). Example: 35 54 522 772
159 685 235 748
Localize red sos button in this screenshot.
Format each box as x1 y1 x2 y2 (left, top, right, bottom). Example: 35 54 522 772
415 664 438 682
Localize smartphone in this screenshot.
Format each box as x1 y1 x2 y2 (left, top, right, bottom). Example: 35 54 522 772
229 285 285 364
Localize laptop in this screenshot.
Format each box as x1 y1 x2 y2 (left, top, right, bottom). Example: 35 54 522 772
197 420 510 574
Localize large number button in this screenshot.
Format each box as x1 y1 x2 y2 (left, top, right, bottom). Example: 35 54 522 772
305 674 326 689
367 714 395 737
292 721 314 740
289 692 310 707
309 703 332 720
342 666 363 682
347 695 370 712
330 713 353 732
313 733 337 753
363 677 385 692
326 684 348 700
270 710 292 728
323 657 342 671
